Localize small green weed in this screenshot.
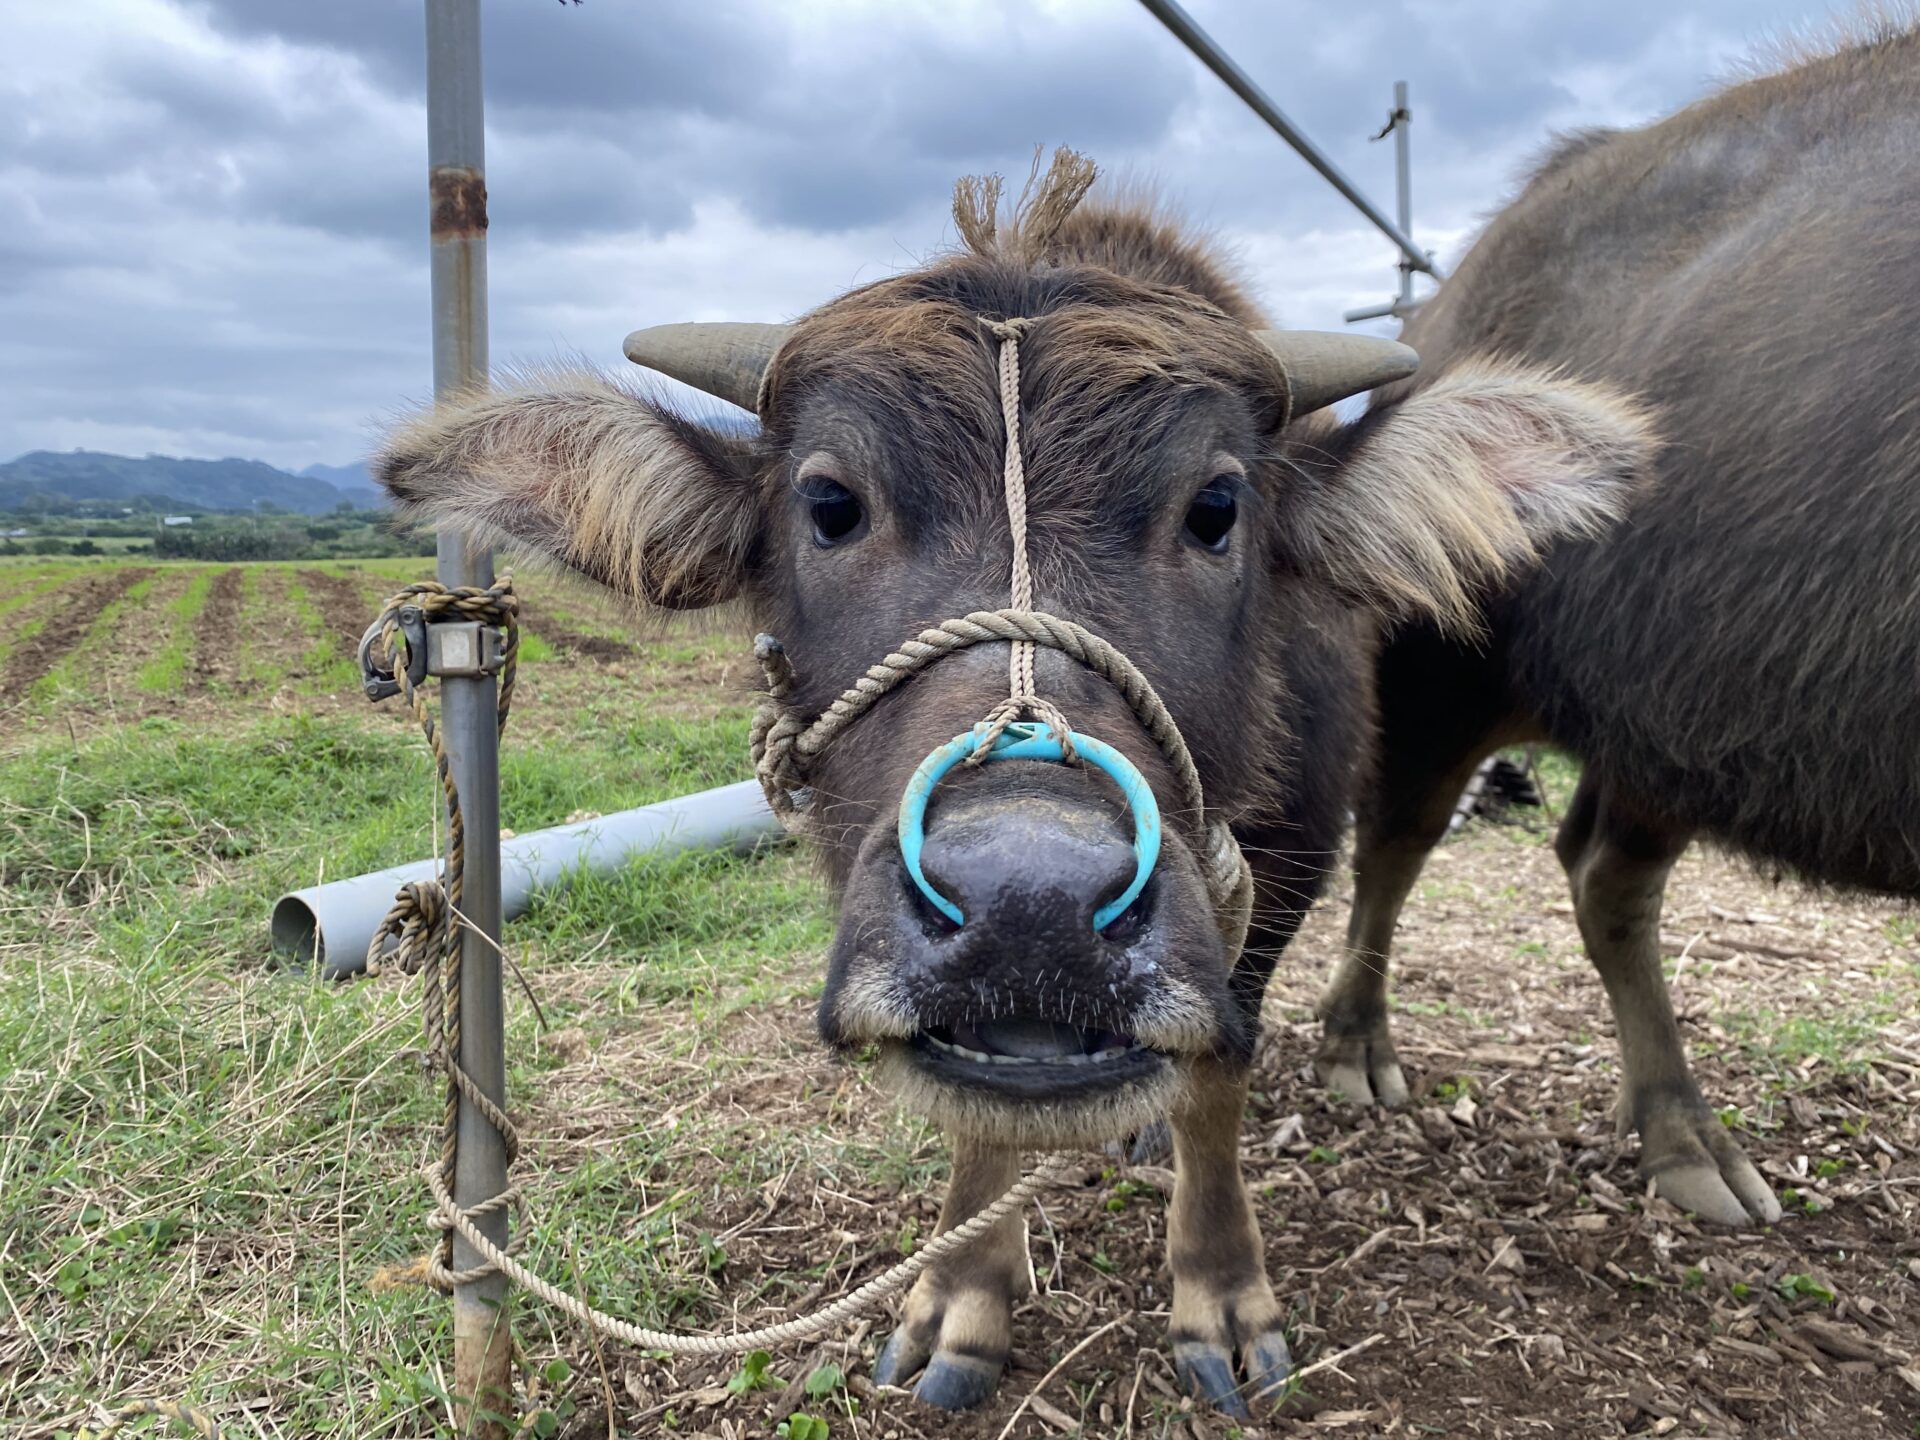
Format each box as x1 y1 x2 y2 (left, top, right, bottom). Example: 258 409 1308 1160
1776 1273 1837 1305
727 1350 783 1396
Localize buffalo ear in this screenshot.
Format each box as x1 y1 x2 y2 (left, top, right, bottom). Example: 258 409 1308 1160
376 370 758 610
1283 359 1657 630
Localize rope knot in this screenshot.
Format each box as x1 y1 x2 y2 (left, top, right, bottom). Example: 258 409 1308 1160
970 694 1077 764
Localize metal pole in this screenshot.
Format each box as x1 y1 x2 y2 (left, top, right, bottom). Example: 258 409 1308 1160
1344 81 1430 325
1392 79 1414 311
424 2 511 1434
1134 0 1440 278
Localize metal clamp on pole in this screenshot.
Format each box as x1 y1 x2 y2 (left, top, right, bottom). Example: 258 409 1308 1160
427 619 506 679
1345 80 1428 325
357 607 507 702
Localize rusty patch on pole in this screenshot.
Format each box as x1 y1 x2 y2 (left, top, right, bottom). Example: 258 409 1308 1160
431 166 489 239
454 1294 513 1437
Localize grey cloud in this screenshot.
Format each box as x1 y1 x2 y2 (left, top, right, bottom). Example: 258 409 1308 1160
2 0 1850 468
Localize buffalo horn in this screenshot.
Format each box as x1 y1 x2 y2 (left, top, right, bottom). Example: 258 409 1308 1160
622 322 791 411
1252 330 1419 418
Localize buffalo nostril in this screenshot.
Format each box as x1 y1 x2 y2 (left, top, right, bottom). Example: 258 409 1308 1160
898 723 1161 935
902 863 963 937
1098 886 1150 944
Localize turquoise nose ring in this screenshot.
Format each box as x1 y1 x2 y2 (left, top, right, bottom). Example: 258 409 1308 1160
896 720 1162 933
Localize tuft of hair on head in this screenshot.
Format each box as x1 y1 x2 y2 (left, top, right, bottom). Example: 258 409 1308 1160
1727 1 1920 81
952 146 1100 263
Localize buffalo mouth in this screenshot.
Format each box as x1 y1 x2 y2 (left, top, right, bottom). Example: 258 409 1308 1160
907 1018 1169 1099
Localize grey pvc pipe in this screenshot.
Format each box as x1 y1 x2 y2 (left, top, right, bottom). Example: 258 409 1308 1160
272 779 784 977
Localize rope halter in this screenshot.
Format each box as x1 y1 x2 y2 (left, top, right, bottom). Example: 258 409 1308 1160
750 316 1255 956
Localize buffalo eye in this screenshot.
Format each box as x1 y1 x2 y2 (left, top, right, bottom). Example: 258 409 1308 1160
1184 476 1240 552
800 477 866 546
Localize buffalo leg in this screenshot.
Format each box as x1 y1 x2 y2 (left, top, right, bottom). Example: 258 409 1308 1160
1317 749 1488 1106
872 1135 1027 1409
1556 775 1782 1225
1167 1055 1292 1419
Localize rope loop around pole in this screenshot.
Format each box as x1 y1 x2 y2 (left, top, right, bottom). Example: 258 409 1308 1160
362 577 521 1294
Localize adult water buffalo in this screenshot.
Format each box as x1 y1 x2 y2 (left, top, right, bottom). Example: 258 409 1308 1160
1317 22 1920 1227
377 154 1651 1414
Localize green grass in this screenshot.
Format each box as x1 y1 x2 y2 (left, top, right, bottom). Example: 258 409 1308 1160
135 568 218 694
1716 1005 1899 1074
515 631 556 664
236 566 281 690
0 705 846 1435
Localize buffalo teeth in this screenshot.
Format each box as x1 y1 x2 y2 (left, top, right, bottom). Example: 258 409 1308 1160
923 1034 1137 1065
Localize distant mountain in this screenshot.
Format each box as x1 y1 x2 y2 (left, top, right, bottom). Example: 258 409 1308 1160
0 450 386 515
299 460 381 506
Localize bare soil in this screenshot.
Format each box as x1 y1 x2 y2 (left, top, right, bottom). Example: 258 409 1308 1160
295 566 378 662
0 567 151 704
522 824 1920 1439
518 598 637 662
190 566 246 690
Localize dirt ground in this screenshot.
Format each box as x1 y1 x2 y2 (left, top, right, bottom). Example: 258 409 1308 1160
525 819 1920 1440
191 565 246 687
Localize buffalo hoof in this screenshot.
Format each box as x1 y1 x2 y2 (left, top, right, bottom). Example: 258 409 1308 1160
1314 1018 1410 1108
874 1328 1005 1411
1169 1278 1295 1419
1105 1117 1172 1165
1637 1098 1782 1226
1172 1331 1294 1420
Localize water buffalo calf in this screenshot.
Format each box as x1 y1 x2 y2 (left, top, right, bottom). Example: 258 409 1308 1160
1319 20 1920 1227
377 157 1651 1414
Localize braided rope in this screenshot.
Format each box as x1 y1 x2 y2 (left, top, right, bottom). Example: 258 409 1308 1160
424 1153 1074 1355
363 579 522 1291
751 608 1253 944
976 316 1075 755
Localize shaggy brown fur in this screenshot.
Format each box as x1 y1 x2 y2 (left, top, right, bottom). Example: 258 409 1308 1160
1324 20 1920 1227
1289 359 1654 630
381 370 758 610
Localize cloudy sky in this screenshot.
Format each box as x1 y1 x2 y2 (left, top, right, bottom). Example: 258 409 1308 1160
3 0 1839 470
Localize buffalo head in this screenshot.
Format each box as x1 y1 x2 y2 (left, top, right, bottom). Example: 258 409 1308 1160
377 157 1653 1150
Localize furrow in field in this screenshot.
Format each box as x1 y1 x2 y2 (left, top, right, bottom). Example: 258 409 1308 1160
515 599 635 661
295 568 377 659
189 567 246 691
0 568 154 704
